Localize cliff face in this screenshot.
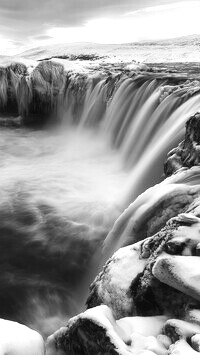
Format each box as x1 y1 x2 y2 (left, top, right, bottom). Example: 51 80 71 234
165 112 200 176
46 113 200 354
0 61 66 125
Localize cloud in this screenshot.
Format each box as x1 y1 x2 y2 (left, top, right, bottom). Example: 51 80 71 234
0 0 139 29
0 0 170 39
0 0 146 52
46 0 200 44
0 0 200 54
34 35 53 41
126 0 200 14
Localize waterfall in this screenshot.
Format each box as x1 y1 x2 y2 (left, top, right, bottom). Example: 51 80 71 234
62 72 200 201
60 72 200 260
1 64 200 337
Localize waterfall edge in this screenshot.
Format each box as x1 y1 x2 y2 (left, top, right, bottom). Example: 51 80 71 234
48 112 200 355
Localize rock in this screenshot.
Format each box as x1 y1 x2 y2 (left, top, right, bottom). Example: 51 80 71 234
51 188 200 353
165 112 200 176
163 319 200 353
0 61 66 123
191 334 200 352
163 319 200 342
88 205 200 320
125 63 149 72
0 115 23 127
152 255 200 301
46 305 131 355
185 309 200 326
103 182 200 259
159 85 178 102
0 319 44 355
46 305 167 355
87 241 148 318
168 339 198 355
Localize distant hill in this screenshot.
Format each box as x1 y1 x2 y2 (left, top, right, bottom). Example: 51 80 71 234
17 42 113 60
131 34 200 46
11 34 200 63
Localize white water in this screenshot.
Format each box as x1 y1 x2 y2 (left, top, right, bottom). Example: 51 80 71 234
0 125 127 336
1 72 200 337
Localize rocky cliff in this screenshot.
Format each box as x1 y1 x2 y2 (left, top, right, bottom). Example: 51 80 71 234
0 61 66 125
165 112 200 176
46 112 200 354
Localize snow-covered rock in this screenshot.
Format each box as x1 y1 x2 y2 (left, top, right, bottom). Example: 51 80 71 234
165 112 200 176
0 319 44 355
87 240 148 318
46 305 168 355
89 208 200 317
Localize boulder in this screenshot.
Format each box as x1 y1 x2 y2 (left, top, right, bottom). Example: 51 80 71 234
165 112 200 176
46 305 168 355
88 210 200 319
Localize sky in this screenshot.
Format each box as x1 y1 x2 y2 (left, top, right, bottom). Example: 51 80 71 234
1 0 200 55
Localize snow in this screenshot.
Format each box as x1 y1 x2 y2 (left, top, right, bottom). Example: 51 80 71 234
103 182 200 258
0 55 36 70
173 213 200 224
2 35 200 78
15 35 200 63
153 253 200 302
76 305 133 355
117 316 167 338
107 242 147 290
97 241 147 317
0 319 44 355
169 339 197 355
73 306 168 355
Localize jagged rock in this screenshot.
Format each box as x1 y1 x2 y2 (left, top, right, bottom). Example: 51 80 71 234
165 112 200 176
77 210 200 354
0 61 66 123
163 319 200 353
103 182 200 257
0 115 22 127
153 254 200 301
46 305 131 355
87 240 148 318
87 209 200 321
46 305 168 355
163 318 200 342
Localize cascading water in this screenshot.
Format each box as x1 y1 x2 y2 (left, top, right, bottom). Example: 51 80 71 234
1 66 200 337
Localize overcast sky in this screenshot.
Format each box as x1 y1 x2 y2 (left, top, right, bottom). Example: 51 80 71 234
1 0 200 55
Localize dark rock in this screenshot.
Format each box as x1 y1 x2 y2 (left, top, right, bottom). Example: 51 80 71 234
0 115 22 127
87 207 200 320
46 306 127 355
165 112 200 176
